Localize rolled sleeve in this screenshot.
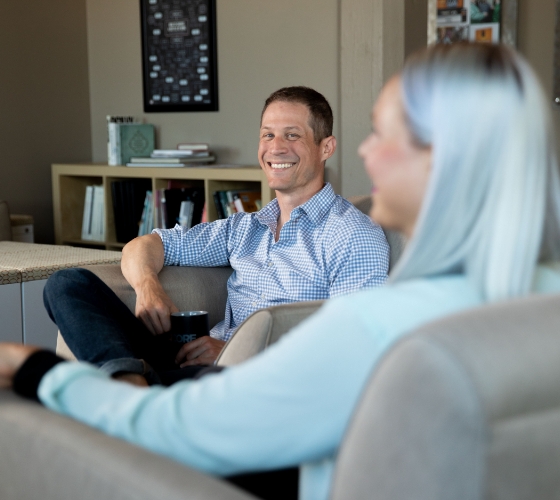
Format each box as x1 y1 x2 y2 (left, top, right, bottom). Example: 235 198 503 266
153 219 233 267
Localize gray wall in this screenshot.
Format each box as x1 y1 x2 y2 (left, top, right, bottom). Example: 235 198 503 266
1 0 560 243
517 0 560 158
86 0 341 186
0 0 91 243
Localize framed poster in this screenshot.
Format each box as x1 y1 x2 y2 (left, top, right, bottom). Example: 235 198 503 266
428 0 518 47
140 0 218 112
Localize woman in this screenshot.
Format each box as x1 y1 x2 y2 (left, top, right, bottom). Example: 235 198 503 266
2 43 560 500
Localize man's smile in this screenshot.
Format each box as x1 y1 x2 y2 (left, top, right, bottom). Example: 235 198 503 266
268 162 296 169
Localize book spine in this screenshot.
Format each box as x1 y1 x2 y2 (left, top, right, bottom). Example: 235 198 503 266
138 191 149 237
90 186 99 240
218 191 230 217
115 124 122 165
212 192 223 219
177 143 209 151
108 123 119 166
81 186 94 240
200 202 207 223
97 186 105 241
146 191 154 233
233 193 245 213
160 188 167 229
226 190 237 215
154 189 160 230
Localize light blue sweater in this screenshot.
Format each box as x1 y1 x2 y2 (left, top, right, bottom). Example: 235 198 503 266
38 264 560 500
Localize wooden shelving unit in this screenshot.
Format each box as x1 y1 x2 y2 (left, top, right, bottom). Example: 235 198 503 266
52 163 274 251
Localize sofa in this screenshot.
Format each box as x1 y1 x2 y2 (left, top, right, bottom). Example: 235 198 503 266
2 290 560 499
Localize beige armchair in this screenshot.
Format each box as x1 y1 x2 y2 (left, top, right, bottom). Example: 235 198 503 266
56 195 405 364
4 290 560 499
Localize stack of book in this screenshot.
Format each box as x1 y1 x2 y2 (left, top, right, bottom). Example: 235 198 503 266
106 116 155 166
213 190 261 219
81 185 105 241
127 143 215 167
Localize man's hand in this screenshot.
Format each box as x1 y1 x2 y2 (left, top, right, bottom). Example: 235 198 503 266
121 234 178 335
175 337 226 367
0 343 40 389
135 276 179 335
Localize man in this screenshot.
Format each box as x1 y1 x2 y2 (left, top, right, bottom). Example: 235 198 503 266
44 86 389 385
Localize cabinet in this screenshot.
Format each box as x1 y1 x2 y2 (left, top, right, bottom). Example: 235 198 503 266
52 163 275 250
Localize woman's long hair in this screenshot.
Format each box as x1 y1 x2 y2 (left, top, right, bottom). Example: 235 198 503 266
390 43 560 301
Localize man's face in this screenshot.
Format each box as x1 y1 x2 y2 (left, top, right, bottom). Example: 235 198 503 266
258 101 335 197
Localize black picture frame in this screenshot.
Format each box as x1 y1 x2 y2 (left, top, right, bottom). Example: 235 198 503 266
140 0 218 112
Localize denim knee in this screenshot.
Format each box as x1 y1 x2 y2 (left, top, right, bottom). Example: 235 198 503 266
43 268 96 309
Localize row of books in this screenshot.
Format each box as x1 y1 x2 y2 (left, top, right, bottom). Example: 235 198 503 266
81 185 105 241
213 190 262 219
81 183 260 244
137 186 206 236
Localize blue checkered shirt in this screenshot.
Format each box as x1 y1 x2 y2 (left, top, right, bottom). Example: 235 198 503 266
154 183 389 341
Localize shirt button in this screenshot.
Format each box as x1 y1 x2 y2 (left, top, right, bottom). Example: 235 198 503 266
261 294 265 299
268 261 273 267
252 301 257 307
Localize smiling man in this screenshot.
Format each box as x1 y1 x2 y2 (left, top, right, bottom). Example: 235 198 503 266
44 86 390 385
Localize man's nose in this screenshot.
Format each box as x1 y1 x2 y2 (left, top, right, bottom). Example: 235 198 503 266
270 136 289 154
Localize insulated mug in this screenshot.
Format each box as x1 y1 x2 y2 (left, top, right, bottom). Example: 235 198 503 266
170 311 209 344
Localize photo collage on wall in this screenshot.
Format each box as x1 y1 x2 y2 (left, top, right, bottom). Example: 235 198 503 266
436 0 502 45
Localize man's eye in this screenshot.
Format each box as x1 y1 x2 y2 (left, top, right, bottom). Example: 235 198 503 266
287 134 299 139
262 133 273 139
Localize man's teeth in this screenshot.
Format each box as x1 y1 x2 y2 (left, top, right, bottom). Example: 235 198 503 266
270 163 294 169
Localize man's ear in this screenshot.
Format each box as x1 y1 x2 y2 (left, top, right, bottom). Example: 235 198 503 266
320 136 337 162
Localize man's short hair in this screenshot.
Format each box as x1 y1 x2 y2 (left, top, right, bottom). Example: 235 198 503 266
261 86 333 145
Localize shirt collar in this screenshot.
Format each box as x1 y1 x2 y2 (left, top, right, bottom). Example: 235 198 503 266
255 183 336 228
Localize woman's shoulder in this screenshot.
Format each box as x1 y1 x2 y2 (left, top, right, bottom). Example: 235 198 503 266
319 274 482 337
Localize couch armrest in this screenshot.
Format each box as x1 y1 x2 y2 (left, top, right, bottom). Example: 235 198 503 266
82 264 232 325
56 264 232 359
217 300 325 366
0 390 255 500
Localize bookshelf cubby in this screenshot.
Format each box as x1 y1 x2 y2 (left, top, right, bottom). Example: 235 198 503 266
52 164 275 251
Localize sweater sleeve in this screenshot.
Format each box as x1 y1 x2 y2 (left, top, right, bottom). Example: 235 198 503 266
12 350 65 402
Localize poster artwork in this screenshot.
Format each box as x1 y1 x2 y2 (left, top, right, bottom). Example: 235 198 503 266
436 0 502 45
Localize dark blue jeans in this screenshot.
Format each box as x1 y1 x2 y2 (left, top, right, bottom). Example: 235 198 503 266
43 268 211 384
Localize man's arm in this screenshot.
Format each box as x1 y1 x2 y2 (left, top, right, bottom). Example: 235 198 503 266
121 234 178 335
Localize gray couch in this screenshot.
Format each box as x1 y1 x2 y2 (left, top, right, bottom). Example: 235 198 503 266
2 291 560 499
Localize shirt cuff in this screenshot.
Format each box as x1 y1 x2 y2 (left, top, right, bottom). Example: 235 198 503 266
13 350 65 402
